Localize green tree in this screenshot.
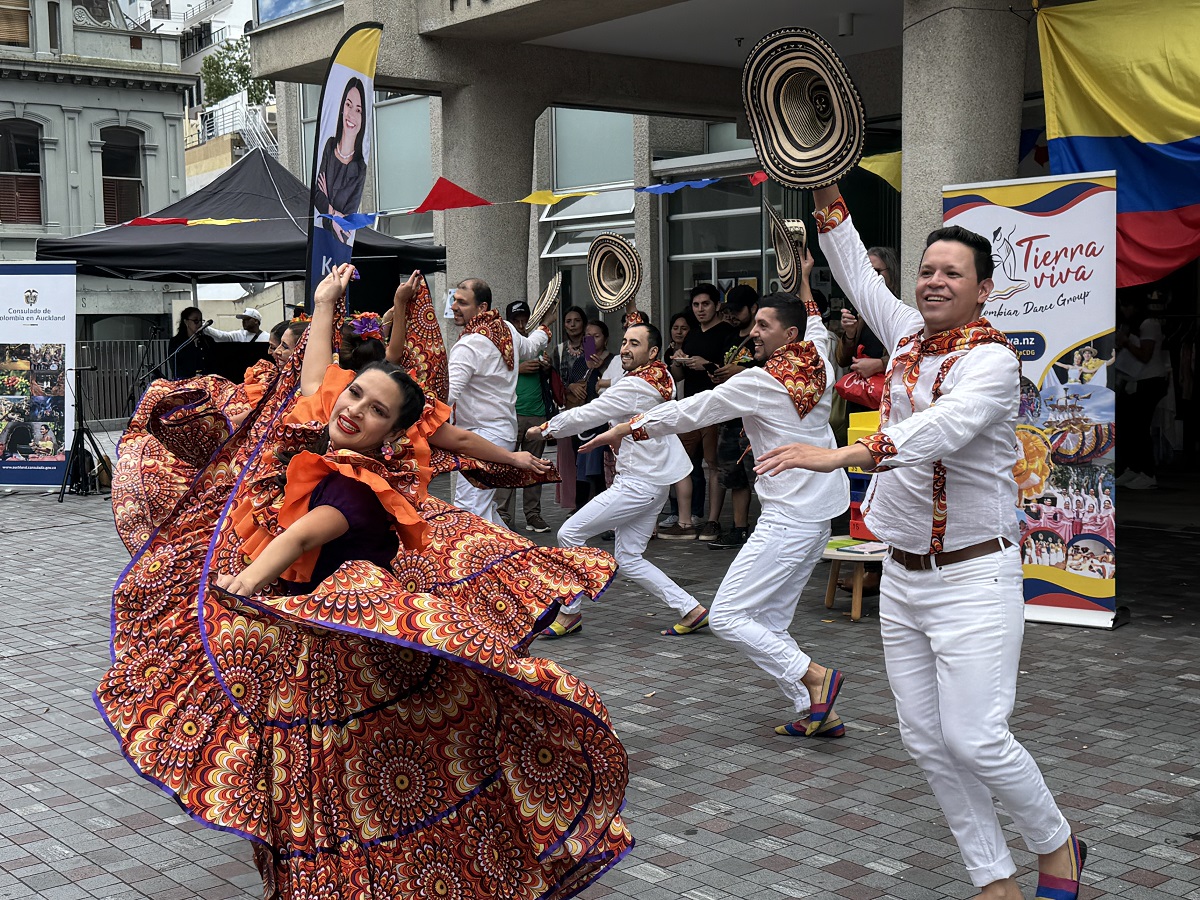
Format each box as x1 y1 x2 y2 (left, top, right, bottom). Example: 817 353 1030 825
199 36 274 107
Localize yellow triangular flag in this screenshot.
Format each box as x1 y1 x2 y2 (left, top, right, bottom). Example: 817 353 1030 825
519 190 599 206
859 151 902 192
186 217 261 226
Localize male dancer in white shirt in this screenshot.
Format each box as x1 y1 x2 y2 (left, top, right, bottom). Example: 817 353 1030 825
756 184 1085 900
448 278 549 525
530 322 707 638
581 294 850 737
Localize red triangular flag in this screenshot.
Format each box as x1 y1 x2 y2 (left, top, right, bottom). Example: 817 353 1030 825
128 216 189 226
749 171 769 186
412 177 493 214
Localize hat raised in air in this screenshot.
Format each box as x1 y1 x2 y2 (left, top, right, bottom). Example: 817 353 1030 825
587 233 643 312
742 27 866 189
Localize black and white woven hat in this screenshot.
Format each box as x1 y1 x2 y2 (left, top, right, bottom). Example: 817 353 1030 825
587 233 643 312
527 271 563 330
742 27 866 189
766 204 808 294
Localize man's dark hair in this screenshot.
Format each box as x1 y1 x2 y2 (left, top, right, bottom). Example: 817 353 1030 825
924 226 994 281
757 292 808 339
725 284 759 313
628 321 663 354
458 278 492 310
587 319 609 342
690 282 720 305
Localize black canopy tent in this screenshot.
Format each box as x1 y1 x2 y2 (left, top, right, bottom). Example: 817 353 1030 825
36 148 445 313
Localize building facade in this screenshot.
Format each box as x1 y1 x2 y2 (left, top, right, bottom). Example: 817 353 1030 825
0 0 194 338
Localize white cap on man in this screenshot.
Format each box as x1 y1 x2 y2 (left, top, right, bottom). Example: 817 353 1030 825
238 308 262 323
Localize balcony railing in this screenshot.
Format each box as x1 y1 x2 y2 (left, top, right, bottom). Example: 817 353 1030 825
181 25 227 59
76 339 171 422
0 172 42 224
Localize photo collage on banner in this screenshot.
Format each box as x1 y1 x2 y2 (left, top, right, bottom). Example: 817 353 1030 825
943 172 1119 629
0 262 76 488
305 23 383 310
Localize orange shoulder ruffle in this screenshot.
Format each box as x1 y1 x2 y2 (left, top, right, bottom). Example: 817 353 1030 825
289 364 354 426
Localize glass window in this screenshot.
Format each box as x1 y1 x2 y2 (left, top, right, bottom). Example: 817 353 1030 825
0 0 30 47
298 83 321 184
707 122 753 153
552 108 634 191
47 1 59 51
373 95 432 213
378 211 434 240
668 212 760 256
0 118 42 224
542 224 635 260
100 127 142 224
541 189 635 223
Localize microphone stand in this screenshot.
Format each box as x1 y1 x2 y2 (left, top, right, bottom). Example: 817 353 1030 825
144 322 211 382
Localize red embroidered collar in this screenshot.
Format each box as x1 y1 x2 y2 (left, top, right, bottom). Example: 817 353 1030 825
764 341 827 420
463 309 514 370
627 361 673 402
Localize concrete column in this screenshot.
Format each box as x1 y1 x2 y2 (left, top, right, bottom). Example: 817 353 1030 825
438 82 546 312
900 0 1027 298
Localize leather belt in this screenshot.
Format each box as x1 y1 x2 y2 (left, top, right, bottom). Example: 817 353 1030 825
889 538 1012 572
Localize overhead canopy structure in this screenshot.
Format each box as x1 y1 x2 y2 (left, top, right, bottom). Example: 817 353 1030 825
36 149 446 290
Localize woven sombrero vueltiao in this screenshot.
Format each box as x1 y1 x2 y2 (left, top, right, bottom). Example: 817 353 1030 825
587 233 643 312
527 271 563 330
742 27 866 189
767 204 808 294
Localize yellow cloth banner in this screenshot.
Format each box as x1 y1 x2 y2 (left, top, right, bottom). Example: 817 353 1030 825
859 151 901 192
519 190 599 206
1038 0 1200 144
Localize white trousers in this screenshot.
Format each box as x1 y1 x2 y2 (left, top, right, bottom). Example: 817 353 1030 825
709 510 829 713
451 429 512 528
558 476 697 616
880 545 1070 886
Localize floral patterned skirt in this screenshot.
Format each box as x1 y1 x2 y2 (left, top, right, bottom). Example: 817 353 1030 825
98 376 630 900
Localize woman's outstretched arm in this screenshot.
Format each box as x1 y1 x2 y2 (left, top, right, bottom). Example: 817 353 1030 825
303 263 356 396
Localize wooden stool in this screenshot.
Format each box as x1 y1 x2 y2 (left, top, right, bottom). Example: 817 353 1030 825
822 536 888 622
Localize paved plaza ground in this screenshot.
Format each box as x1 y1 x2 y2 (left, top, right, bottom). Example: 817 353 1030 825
1 462 1198 899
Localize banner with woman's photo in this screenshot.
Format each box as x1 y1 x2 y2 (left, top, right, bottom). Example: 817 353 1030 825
943 171 1119 629
305 23 383 309
0 262 75 487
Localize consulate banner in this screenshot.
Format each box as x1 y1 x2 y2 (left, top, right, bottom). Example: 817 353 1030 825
0 262 76 488
943 172 1119 629
305 23 383 309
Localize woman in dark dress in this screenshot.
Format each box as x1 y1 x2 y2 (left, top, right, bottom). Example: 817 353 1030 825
167 306 213 378
313 78 368 244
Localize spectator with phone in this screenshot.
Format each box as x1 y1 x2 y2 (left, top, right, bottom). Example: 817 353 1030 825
662 283 738 540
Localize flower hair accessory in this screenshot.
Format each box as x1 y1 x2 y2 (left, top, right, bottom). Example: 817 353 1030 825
350 312 384 341
290 312 311 323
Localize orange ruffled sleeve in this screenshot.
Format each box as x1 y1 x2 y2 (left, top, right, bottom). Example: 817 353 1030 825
289 364 355 426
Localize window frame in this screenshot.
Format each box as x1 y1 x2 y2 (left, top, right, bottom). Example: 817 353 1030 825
0 117 44 226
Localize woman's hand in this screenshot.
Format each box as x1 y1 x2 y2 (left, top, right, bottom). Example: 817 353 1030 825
840 308 860 342
525 424 546 442
566 382 587 405
586 352 607 370
394 270 420 309
314 263 356 307
850 357 885 378
216 569 264 597
316 172 327 195
677 355 708 371
510 451 552 474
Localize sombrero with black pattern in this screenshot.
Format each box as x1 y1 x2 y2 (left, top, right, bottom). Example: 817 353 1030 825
767 204 808 294
587 233 643 312
527 271 563 331
742 27 866 189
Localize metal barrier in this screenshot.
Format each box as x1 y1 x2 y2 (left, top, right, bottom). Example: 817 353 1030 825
75 339 170 424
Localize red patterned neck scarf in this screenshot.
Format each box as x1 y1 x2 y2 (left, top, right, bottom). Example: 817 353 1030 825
764 341 827 420
628 360 673 402
463 309 514 370
883 318 1012 423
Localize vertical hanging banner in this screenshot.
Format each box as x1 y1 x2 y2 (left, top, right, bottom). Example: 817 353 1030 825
943 171 1120 629
0 262 76 488
305 22 384 309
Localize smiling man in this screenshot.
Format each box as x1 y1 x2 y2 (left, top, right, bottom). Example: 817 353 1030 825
580 295 849 736
529 322 706 638
754 184 1086 900
448 277 550 525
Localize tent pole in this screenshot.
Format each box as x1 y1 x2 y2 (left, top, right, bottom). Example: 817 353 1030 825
191 278 198 306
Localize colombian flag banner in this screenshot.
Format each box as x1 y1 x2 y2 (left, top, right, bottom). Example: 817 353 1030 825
1038 0 1200 287
305 23 383 308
